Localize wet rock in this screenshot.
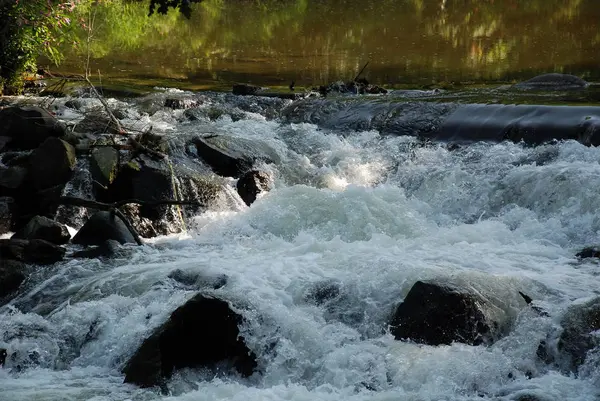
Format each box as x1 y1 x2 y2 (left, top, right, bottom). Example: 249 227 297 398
0 106 66 150
164 98 200 109
192 135 278 178
0 238 65 265
73 112 121 135
575 246 600 259
64 99 83 110
0 165 27 193
0 260 26 299
105 156 220 236
318 79 387 96
28 137 76 191
236 170 271 206
90 146 119 189
0 348 6 367
389 281 503 346
513 73 589 91
304 280 341 306
168 269 228 289
0 197 13 234
72 211 138 246
11 216 70 245
436 104 600 146
232 84 263 96
71 239 122 259
123 294 257 388
557 297 600 372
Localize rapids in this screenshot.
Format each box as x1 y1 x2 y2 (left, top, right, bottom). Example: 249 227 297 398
1 89 600 401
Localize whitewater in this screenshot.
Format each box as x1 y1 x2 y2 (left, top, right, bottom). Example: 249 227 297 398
1 89 600 401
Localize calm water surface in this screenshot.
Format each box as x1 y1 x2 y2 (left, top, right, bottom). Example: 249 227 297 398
56 0 600 89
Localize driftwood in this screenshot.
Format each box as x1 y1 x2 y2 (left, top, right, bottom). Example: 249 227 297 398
59 196 206 246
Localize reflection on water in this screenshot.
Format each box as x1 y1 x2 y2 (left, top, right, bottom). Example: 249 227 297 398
54 0 600 89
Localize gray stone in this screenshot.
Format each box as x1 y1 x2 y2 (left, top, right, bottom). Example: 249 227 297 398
557 297 600 372
90 146 119 188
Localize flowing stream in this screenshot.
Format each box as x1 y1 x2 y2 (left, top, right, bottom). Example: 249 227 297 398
1 89 600 401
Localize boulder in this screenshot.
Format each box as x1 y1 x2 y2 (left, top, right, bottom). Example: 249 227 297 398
123 294 257 388
71 239 122 259
232 84 263 96
73 112 120 135
0 165 27 193
11 215 70 245
193 135 278 178
106 156 222 236
0 238 65 265
0 106 66 150
513 73 589 91
0 259 26 299
28 137 76 191
90 146 119 189
557 297 600 372
389 281 503 346
236 170 271 206
72 211 139 246
0 197 14 234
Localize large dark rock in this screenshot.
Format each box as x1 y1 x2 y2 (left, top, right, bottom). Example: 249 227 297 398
0 197 14 234
232 84 263 96
106 156 222 236
0 238 65 265
28 137 76 191
0 165 27 193
513 73 589 91
72 211 138 246
123 294 257 388
236 170 271 206
575 246 600 259
11 216 70 245
192 135 278 178
557 297 600 372
389 281 503 346
0 106 66 150
0 259 26 299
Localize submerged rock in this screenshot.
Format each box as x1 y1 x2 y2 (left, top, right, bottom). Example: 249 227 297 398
164 98 200 109
236 170 271 206
0 348 6 367
72 211 139 246
389 281 505 346
513 73 588 91
232 84 263 96
557 297 600 372
11 215 70 245
575 246 600 259
192 135 278 178
71 239 122 259
0 106 66 150
0 238 65 265
123 294 257 388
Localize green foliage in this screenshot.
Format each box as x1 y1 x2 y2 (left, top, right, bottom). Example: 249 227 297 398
0 0 77 94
